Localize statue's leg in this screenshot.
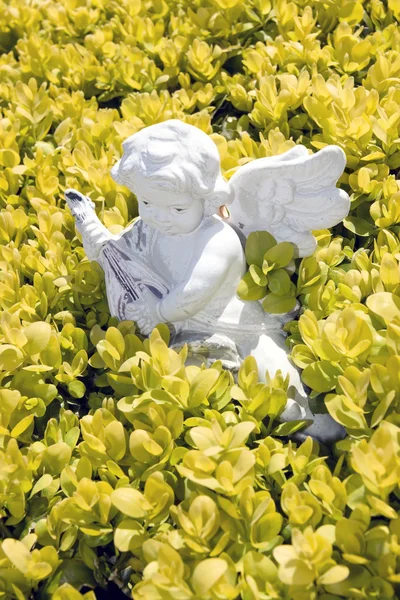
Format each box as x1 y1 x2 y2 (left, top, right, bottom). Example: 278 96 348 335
241 332 345 445
170 330 242 373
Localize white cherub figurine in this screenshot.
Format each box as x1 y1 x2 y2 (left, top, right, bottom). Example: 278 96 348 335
65 119 350 444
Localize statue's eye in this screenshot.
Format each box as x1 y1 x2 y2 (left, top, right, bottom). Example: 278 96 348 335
174 207 185 213
142 201 150 206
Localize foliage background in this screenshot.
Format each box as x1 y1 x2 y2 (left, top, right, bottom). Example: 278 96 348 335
1 0 400 598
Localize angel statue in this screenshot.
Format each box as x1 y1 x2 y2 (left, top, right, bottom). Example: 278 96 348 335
65 119 350 444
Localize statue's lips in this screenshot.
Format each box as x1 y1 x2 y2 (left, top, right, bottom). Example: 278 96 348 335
149 221 173 233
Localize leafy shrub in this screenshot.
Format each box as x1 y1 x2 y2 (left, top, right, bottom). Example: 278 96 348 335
238 231 298 313
1 0 400 598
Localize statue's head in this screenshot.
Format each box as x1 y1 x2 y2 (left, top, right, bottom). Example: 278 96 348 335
110 119 233 235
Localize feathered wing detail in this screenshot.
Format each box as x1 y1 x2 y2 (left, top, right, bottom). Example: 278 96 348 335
226 145 350 257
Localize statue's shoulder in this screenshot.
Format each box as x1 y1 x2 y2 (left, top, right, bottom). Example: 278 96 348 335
199 216 244 259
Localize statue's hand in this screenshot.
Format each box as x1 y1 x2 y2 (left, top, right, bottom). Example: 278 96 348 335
65 188 116 261
65 189 96 225
125 289 162 335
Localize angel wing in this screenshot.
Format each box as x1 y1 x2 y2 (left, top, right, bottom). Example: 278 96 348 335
226 145 350 257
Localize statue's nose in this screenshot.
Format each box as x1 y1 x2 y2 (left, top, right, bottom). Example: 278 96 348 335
110 160 122 184
155 209 170 224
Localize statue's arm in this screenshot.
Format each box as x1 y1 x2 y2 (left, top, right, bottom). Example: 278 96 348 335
65 189 119 261
157 234 241 323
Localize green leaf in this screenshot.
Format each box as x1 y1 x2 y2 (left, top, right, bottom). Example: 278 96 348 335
318 565 349 585
105 326 125 357
0 345 24 371
366 292 400 324
114 519 146 552
380 254 400 291
370 391 395 428
89 325 106 346
30 474 53 498
40 334 61 369
42 443 72 476
238 272 267 301
11 414 35 438
291 344 316 369
105 420 126 461
267 269 292 296
343 216 374 236
111 487 151 518
263 242 294 268
24 322 52 355
262 292 297 314
302 361 342 393
325 394 368 429
155 323 171 345
2 539 30 572
249 264 268 286
170 446 189 466
68 380 86 399
38 560 96 599
245 231 276 266
272 419 312 436
51 584 96 600
189 369 220 408
192 558 229 596
308 395 329 415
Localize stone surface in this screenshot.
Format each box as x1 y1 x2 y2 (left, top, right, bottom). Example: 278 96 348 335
65 119 351 445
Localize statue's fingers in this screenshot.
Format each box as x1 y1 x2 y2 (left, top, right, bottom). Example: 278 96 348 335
141 323 152 335
65 189 95 216
76 204 93 224
126 313 137 323
72 206 85 223
65 195 84 219
141 318 150 328
128 310 144 324
65 189 84 206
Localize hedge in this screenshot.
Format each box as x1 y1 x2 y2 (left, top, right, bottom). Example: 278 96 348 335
0 0 400 598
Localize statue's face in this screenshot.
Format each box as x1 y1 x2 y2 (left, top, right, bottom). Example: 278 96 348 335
137 187 204 235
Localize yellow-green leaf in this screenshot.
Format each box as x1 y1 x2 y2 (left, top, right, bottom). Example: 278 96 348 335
245 231 276 266
238 272 267 301
263 242 294 268
111 488 151 518
262 292 297 314
366 292 400 324
23 322 52 355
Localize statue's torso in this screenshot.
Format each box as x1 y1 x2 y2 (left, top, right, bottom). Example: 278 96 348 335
99 218 284 340
150 228 201 286
128 216 246 301
121 219 281 337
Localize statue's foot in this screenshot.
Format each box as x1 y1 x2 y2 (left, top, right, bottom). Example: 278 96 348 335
243 332 346 446
170 331 242 374
279 393 346 446
65 188 95 223
293 412 346 446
